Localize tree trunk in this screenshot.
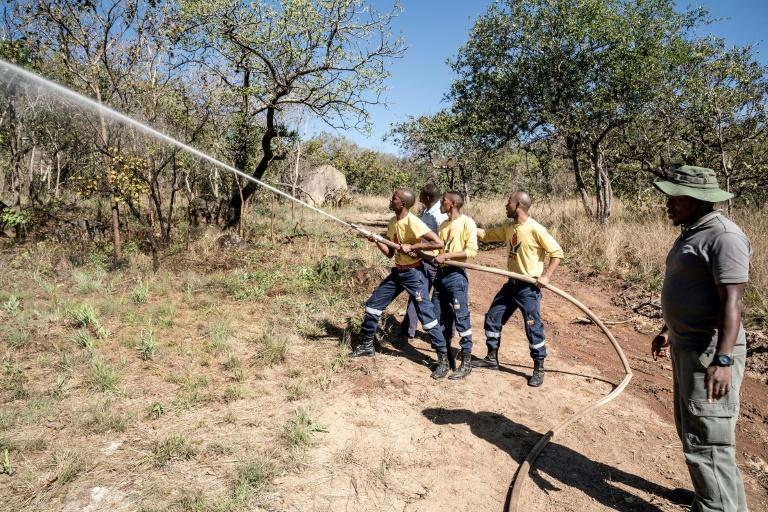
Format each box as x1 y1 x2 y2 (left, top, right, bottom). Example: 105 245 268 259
226 103 278 228
55 152 61 198
590 146 612 225
567 136 593 217
291 132 302 220
94 85 122 261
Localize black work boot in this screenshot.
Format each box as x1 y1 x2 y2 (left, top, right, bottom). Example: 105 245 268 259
471 348 499 369
431 352 450 379
350 337 375 358
448 351 472 380
528 359 545 387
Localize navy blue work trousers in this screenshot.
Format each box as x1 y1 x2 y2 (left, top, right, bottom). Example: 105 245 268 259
400 260 438 338
431 267 473 353
484 278 547 360
363 265 448 353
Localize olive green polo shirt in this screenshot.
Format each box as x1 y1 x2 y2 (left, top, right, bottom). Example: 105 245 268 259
661 211 752 352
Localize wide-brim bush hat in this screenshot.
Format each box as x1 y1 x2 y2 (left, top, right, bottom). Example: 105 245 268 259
653 165 734 202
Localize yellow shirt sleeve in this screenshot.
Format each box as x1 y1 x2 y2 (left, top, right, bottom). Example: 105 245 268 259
408 213 431 241
532 223 564 259
463 217 478 258
479 224 507 243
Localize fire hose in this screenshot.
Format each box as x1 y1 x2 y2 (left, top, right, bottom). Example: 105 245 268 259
351 224 633 512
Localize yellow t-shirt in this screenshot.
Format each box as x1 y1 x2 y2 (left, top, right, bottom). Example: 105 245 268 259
438 214 478 259
480 218 563 277
387 212 431 266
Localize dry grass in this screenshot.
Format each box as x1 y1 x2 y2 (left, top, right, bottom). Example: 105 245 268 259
0 200 371 511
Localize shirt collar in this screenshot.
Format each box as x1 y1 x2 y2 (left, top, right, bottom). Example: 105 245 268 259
427 201 442 216
682 210 722 233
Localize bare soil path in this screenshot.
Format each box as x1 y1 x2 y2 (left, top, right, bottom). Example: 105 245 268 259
274 247 768 512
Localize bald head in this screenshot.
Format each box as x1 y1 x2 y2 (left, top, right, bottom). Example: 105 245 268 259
440 191 465 215
510 191 531 211
506 191 532 221
398 188 416 208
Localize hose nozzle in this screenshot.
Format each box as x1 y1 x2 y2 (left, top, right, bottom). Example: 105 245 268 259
350 223 386 244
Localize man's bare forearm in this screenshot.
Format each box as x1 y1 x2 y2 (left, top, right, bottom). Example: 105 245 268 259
716 284 746 355
543 257 561 279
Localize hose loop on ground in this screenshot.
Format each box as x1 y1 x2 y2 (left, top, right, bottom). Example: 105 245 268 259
443 260 633 512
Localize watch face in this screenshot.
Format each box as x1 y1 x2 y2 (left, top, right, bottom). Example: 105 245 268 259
715 354 733 366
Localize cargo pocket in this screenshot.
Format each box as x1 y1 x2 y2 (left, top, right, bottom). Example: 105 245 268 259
686 399 738 446
696 350 714 370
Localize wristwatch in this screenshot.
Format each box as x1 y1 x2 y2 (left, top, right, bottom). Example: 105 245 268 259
711 354 734 367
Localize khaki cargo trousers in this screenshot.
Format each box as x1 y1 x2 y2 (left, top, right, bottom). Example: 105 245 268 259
671 343 748 512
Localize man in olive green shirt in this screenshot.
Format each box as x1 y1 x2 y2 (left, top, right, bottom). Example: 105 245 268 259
652 166 751 512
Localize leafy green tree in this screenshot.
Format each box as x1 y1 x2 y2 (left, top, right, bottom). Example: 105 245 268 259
450 0 709 222
9 0 175 259
615 39 768 207
177 0 405 227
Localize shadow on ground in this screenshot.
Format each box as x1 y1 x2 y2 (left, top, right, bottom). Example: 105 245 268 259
423 407 672 511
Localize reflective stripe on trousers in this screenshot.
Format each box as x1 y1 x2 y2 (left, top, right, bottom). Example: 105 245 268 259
483 278 547 360
362 266 447 352
432 267 473 353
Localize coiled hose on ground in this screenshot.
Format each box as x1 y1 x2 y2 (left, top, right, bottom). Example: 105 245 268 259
349 226 634 510
443 260 633 512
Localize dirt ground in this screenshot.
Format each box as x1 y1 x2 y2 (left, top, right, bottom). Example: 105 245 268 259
274 247 768 512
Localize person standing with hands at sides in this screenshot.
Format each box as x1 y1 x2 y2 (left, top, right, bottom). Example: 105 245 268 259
431 191 478 380
399 183 448 343
472 191 563 387
651 166 751 512
352 188 453 380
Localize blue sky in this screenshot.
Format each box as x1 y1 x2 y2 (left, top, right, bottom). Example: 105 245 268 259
309 0 768 156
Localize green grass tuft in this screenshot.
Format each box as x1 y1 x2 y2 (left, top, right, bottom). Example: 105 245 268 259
1 295 21 316
69 329 95 350
131 278 150 304
206 321 232 353
73 270 105 294
82 399 133 433
285 381 307 402
222 384 245 403
66 303 107 337
2 360 29 400
87 359 121 393
251 332 287 367
50 448 87 484
282 407 327 450
2 325 29 349
152 434 196 467
233 456 277 500
170 373 209 409
137 327 159 361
